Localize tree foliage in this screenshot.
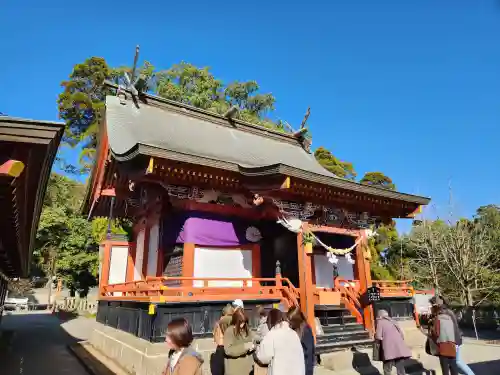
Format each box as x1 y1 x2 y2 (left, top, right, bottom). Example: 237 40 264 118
34 174 98 295
368 224 399 280
314 147 357 180
58 57 113 171
33 173 129 296
360 172 395 190
384 210 500 306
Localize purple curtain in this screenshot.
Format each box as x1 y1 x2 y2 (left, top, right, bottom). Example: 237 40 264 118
162 211 253 247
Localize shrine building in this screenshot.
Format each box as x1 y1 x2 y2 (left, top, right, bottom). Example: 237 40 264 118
84 85 430 353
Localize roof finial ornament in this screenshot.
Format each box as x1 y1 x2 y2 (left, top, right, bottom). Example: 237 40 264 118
300 107 311 128
118 45 152 109
285 107 312 152
224 106 239 121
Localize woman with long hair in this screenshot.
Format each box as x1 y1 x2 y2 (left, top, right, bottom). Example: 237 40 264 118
163 318 203 375
287 306 315 375
254 308 305 375
223 308 255 375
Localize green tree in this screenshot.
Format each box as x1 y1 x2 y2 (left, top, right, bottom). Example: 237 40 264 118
390 217 500 306
58 57 114 172
34 173 133 296
314 147 356 180
156 62 224 110
360 172 396 190
34 174 98 296
91 217 132 243
369 224 399 280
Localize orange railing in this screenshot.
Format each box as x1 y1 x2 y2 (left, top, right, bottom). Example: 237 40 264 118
373 280 414 298
334 277 363 323
100 276 300 308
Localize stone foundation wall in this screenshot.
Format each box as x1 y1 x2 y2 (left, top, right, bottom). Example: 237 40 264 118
89 319 424 375
89 322 216 375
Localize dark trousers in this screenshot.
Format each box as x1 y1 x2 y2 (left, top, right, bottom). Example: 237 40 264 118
439 356 459 375
383 358 406 375
210 345 225 375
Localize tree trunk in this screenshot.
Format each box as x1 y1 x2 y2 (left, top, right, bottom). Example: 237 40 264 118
46 254 57 310
466 286 474 307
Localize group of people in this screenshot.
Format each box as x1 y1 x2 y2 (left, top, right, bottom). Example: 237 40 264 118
374 295 475 375
162 299 314 375
161 295 474 375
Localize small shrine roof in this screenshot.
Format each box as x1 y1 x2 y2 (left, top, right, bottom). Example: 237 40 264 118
103 92 430 206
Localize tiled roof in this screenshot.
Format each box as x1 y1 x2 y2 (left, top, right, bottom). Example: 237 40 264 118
105 95 335 177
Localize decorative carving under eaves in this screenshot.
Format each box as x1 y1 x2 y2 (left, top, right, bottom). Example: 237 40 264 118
163 184 251 208
272 198 380 229
157 184 380 229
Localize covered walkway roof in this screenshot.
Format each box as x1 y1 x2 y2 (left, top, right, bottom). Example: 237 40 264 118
0 116 64 277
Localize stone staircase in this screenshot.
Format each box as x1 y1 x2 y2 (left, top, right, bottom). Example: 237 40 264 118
315 305 373 354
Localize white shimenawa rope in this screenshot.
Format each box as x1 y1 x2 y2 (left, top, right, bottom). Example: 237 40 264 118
277 214 376 263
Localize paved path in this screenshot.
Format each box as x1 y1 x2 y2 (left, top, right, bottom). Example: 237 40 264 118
314 341 500 375
1 311 91 375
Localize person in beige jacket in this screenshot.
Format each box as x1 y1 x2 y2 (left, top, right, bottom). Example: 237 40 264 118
254 309 305 375
163 318 203 375
223 308 255 375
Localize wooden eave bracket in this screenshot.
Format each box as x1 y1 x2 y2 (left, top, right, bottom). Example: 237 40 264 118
281 176 290 189
0 159 25 178
146 157 155 174
406 205 423 218
244 176 291 192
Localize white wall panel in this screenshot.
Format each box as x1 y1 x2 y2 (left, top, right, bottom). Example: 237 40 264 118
193 247 252 287
147 224 159 276
134 229 145 280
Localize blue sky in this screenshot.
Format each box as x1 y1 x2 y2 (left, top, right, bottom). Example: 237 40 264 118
2 0 499 232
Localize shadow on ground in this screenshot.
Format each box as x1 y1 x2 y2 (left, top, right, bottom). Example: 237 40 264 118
0 311 108 375
470 359 500 373
461 328 500 342
351 348 437 375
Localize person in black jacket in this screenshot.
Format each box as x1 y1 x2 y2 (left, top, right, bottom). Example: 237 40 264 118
287 306 315 375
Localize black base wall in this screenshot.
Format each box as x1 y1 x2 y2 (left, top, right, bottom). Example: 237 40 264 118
373 298 415 320
97 299 280 342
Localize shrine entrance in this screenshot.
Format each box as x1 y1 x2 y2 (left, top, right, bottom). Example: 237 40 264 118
312 232 357 288
258 221 300 287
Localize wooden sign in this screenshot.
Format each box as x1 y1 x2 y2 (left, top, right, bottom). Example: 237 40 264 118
367 286 381 303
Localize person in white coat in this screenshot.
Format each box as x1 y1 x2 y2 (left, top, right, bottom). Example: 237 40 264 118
254 308 305 375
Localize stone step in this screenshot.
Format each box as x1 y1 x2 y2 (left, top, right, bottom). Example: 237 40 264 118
322 322 365 334
316 337 374 354
317 330 371 345
318 315 358 326
315 304 346 311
